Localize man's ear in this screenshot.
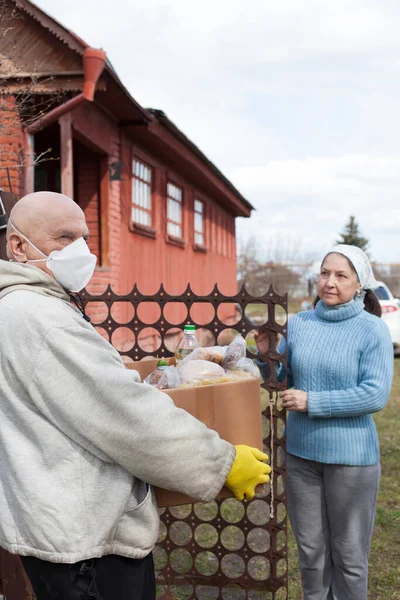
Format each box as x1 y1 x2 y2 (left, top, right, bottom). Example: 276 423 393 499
7 233 27 262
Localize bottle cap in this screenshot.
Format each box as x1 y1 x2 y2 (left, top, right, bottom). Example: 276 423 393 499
157 359 169 367
184 324 196 332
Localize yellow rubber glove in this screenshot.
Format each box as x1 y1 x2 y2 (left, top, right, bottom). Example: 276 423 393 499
225 445 272 501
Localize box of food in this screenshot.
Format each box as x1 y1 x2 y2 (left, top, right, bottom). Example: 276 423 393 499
127 358 264 507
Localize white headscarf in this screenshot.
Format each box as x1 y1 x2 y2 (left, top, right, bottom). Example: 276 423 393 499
324 244 378 290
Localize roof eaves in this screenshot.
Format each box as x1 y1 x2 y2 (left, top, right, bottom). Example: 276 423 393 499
104 64 154 124
147 109 254 212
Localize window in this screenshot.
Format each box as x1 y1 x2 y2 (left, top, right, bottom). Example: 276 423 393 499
167 182 183 238
132 160 152 226
222 213 228 257
217 210 223 255
210 205 217 253
194 199 205 246
229 218 236 258
373 286 391 300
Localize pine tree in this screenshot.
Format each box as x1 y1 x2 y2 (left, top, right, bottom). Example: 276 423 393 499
336 216 369 251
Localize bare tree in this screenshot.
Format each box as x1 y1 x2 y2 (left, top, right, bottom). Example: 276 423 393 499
237 235 315 298
0 0 62 191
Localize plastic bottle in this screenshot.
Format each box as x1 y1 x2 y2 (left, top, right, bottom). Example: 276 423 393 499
175 325 199 363
157 359 169 369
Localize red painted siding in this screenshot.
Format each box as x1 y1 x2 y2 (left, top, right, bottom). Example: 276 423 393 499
2 98 241 344
74 140 101 260
71 104 121 297
120 148 237 296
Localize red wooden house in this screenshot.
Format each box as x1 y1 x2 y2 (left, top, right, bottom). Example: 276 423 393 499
0 0 253 349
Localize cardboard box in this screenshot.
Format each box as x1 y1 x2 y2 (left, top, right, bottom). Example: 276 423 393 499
127 358 264 506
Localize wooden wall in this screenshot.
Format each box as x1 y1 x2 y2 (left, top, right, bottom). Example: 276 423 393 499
2 100 240 339
119 141 237 298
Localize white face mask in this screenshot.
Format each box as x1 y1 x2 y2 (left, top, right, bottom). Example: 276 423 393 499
8 220 97 292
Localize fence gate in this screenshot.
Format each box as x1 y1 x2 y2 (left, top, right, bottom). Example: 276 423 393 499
82 283 289 600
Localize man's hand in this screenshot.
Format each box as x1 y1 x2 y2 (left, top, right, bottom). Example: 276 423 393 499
280 389 308 412
225 445 271 501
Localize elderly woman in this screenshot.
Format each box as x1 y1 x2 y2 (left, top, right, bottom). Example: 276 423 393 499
255 244 393 600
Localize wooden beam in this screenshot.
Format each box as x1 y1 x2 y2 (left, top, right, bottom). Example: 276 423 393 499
59 114 74 198
99 156 110 267
1 71 84 78
24 132 35 195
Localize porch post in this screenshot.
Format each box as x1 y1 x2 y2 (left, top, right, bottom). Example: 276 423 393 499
23 132 35 195
59 113 74 198
100 156 110 268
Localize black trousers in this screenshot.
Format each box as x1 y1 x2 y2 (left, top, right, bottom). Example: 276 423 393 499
21 553 156 600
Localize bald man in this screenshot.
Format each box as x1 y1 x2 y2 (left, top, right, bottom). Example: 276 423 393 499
0 192 270 600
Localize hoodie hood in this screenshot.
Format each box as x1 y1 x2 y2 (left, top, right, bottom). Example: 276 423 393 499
0 260 70 302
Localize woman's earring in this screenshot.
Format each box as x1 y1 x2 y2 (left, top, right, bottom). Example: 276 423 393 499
357 289 362 297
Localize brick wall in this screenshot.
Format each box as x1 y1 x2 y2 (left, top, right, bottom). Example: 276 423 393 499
0 95 25 196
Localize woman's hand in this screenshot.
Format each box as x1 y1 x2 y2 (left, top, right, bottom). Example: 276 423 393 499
254 330 278 359
281 389 308 412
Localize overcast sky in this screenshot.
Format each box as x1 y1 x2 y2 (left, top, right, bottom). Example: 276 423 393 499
34 0 400 264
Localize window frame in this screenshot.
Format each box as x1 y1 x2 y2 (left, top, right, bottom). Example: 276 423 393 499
166 180 185 247
193 197 207 252
131 158 156 238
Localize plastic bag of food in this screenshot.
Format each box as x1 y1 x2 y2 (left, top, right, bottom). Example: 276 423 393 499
144 361 181 390
221 334 247 370
180 374 234 387
233 357 261 379
223 370 255 382
188 346 226 365
178 359 225 384
158 365 181 389
181 369 255 387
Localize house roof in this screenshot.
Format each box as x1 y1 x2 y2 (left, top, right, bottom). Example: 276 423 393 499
148 110 253 215
12 0 152 124
14 0 89 54
9 0 254 216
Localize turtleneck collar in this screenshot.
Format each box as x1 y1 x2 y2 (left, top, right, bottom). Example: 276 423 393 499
314 295 365 322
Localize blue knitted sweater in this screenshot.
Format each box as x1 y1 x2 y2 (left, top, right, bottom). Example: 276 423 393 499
259 297 393 465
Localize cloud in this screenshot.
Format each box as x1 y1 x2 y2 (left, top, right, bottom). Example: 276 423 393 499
35 1 400 85
231 155 400 197
232 154 400 263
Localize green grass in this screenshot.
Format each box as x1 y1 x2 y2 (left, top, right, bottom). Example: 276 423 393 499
288 359 400 599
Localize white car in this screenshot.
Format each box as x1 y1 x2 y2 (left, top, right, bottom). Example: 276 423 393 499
373 281 400 355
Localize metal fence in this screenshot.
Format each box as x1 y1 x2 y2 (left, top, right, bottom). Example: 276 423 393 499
82 283 289 599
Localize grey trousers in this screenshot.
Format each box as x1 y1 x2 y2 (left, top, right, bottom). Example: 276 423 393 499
287 453 380 600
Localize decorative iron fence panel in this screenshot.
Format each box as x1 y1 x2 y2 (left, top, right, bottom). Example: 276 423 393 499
81 283 289 599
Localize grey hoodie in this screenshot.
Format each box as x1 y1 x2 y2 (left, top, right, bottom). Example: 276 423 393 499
0 261 235 563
